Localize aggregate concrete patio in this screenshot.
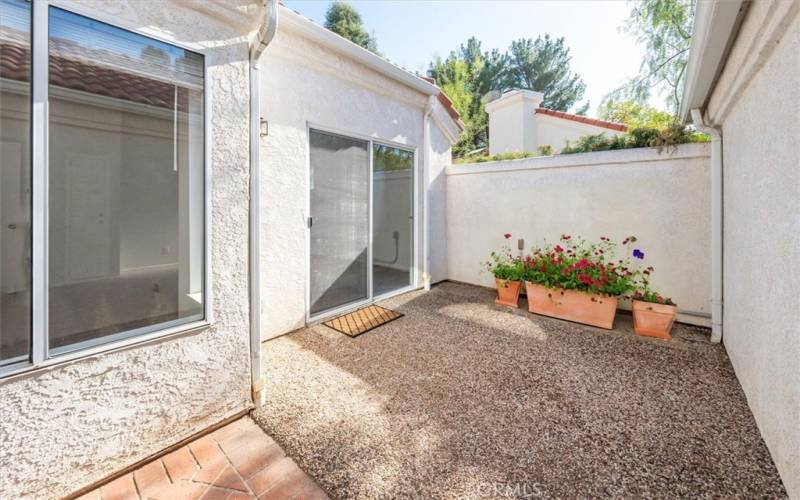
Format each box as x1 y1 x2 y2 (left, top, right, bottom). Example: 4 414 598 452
253 281 787 499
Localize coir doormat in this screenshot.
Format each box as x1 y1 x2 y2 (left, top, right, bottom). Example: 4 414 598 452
323 305 404 337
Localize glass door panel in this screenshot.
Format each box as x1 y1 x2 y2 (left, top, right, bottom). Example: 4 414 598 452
372 144 413 297
309 130 369 316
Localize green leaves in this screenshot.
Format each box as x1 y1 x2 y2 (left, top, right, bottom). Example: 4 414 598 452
324 1 380 54
604 0 695 114
429 35 587 158
560 124 708 155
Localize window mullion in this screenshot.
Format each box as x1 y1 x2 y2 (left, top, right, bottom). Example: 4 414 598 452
30 0 50 364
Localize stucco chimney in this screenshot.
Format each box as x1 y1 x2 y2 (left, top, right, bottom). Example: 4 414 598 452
484 89 544 155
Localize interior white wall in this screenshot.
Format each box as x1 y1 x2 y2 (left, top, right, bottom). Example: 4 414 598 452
705 4 800 495
446 144 711 325
0 1 259 497
259 23 429 339
372 170 413 272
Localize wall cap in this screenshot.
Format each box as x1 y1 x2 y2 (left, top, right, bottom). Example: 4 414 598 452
447 142 710 176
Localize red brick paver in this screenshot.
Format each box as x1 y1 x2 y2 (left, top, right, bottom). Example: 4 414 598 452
76 417 327 500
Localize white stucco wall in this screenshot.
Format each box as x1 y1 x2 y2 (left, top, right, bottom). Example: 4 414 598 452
486 91 540 155
485 89 624 154
705 3 800 495
0 1 259 498
534 114 625 153
429 121 452 284
447 143 711 325
259 16 440 339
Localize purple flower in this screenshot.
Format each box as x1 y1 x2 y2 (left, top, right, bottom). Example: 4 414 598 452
633 249 645 259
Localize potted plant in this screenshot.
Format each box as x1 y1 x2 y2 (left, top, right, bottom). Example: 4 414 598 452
631 289 677 340
483 233 525 308
522 235 642 329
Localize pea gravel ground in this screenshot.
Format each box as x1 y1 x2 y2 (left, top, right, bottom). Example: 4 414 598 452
252 282 787 499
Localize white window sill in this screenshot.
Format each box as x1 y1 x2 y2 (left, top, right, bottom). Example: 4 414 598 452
0 320 211 383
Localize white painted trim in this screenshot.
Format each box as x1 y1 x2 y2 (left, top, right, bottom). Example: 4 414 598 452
678 0 746 122
705 1 800 124
279 7 438 96
430 101 461 146
484 89 544 114
691 109 723 343
31 0 49 366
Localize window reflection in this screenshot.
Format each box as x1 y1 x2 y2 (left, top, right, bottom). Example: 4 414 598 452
0 0 32 365
47 7 205 353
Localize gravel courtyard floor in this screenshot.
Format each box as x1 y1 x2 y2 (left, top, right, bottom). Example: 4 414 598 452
252 281 786 499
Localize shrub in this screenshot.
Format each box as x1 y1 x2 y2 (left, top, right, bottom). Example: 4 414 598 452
561 124 709 155
455 151 535 164
536 145 554 156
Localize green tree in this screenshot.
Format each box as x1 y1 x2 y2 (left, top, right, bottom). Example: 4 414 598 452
429 38 492 156
429 36 587 156
606 0 694 114
324 1 379 54
598 100 676 129
499 35 587 111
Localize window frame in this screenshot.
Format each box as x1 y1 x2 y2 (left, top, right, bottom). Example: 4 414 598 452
0 0 212 379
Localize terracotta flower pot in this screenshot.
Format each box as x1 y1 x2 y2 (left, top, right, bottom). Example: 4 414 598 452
494 279 521 308
632 300 677 340
525 282 617 329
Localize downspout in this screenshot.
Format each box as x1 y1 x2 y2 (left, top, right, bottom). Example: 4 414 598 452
422 95 436 290
249 0 278 407
691 108 723 343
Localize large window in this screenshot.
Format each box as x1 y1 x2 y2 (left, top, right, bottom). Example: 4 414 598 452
0 2 206 373
0 0 32 367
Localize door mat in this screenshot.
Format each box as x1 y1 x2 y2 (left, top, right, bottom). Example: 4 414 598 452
323 305 404 337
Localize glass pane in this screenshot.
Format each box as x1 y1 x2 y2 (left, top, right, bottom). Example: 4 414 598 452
309 130 369 316
0 0 32 365
372 144 413 296
48 7 204 353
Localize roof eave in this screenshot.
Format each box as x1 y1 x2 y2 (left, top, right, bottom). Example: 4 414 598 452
278 6 439 96
679 0 747 123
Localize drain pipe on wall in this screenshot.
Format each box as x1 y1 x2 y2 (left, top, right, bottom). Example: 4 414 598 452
422 95 436 290
249 0 278 407
691 108 723 343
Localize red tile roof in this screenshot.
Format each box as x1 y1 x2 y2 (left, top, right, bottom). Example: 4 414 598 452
1 27 196 112
421 76 466 131
535 107 627 132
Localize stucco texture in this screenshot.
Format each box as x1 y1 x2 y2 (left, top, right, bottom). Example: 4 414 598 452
708 4 800 496
447 144 711 325
258 17 445 339
0 1 259 498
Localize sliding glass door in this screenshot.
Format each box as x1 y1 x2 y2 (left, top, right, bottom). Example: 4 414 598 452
308 130 370 316
308 129 414 319
372 144 413 297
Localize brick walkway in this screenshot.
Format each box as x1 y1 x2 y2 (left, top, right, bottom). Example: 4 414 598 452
76 417 327 500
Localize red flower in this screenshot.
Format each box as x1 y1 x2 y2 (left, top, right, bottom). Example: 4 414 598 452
504 233 512 239
554 245 564 253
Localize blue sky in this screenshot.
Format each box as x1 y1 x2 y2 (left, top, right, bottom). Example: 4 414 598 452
284 1 658 116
